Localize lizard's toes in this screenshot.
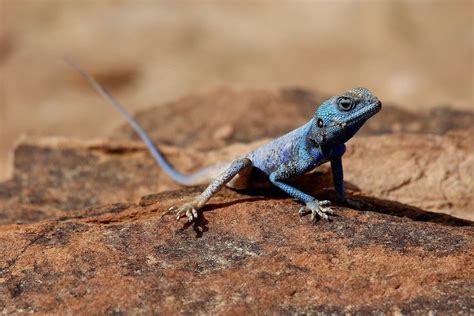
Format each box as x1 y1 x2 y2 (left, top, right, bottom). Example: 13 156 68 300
298 207 311 217
299 203 335 222
321 206 334 215
160 206 179 220
186 207 199 222
319 200 331 207
171 203 200 222
311 209 329 222
167 205 185 220
310 205 335 223
185 209 195 222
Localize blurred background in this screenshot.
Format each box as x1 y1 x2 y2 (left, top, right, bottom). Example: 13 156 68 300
1 0 472 180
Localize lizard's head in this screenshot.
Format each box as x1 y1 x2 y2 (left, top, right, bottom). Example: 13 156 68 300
312 87 381 146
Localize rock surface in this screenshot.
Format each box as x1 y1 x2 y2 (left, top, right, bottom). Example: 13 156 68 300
0 189 473 314
1 88 473 313
1 130 472 226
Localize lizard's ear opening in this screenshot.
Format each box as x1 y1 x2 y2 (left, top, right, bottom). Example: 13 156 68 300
317 118 324 128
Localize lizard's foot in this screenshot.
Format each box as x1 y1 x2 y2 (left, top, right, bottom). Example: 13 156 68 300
168 202 200 223
298 200 334 222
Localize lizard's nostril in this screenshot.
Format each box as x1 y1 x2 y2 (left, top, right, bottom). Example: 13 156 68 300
376 100 382 109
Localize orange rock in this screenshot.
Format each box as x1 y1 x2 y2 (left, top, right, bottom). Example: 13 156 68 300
0 89 473 313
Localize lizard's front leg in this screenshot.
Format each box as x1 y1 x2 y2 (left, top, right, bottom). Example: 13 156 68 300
330 154 365 209
269 164 334 222
169 158 253 222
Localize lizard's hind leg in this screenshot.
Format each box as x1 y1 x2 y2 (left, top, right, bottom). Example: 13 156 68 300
168 158 253 222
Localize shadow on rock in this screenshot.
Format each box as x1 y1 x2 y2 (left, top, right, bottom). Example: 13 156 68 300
354 195 473 227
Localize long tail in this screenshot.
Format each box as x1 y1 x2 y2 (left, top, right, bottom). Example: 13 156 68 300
66 59 216 186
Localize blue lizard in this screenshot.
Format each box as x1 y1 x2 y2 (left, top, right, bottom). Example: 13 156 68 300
68 61 381 223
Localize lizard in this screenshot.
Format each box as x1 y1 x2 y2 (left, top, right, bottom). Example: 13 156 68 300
68 61 382 223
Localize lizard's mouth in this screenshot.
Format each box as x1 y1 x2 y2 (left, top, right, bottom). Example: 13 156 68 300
341 100 382 128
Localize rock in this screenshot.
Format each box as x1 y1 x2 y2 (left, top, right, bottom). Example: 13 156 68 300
1 88 473 313
1 128 472 225
0 137 265 225
344 128 474 221
0 188 472 314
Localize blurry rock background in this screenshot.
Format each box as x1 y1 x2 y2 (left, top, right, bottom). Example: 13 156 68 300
0 0 473 180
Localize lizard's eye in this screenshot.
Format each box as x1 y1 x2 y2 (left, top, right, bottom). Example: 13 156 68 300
317 118 324 128
337 97 354 111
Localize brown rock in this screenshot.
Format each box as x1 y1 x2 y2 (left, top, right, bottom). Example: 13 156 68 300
344 129 474 221
1 88 473 313
0 136 264 225
0 189 472 314
1 128 472 225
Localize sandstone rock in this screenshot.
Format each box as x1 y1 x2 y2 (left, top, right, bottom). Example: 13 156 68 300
1 89 473 313
344 129 474 221
1 128 472 225
0 137 263 225
0 188 472 314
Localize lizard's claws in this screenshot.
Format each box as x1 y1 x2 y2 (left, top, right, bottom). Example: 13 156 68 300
168 203 199 222
298 200 334 222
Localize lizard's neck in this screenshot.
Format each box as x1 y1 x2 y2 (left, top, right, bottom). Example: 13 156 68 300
306 116 365 149
301 119 324 153
304 118 325 146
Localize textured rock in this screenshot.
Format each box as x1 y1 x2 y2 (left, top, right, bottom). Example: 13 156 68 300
1 88 473 313
0 137 264 225
345 129 474 221
1 129 472 225
0 188 473 314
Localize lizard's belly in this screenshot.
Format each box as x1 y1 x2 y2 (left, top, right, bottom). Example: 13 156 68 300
226 167 272 190
247 142 297 174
